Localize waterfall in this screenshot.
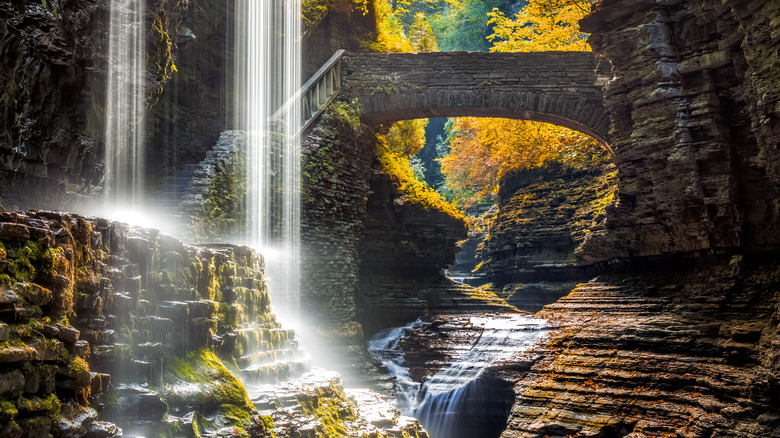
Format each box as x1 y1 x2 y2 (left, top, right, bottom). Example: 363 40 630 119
235 0 302 325
369 315 549 438
104 0 146 211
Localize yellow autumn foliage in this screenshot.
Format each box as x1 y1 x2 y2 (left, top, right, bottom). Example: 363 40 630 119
439 0 606 208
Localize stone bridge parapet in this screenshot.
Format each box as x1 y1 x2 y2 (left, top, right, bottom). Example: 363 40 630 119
341 51 612 144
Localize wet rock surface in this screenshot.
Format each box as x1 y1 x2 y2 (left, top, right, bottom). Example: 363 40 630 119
368 313 548 438
301 113 377 329
250 369 429 438
0 210 305 436
0 1 104 207
501 256 780 438
478 164 617 285
0 1 228 208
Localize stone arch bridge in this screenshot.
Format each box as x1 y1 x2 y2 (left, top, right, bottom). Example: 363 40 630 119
338 51 612 145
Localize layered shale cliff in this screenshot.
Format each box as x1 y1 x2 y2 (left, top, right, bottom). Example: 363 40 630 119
494 0 780 436
475 164 616 311
577 0 780 262
479 165 616 278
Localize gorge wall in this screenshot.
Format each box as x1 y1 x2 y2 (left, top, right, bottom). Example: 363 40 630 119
479 164 617 285
0 1 105 208
576 0 780 263
299 102 510 375
0 0 369 209
0 0 219 208
492 0 780 436
475 163 617 311
356 170 513 333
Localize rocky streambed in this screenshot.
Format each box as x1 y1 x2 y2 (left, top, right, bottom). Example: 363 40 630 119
368 313 551 438
0 210 429 438
500 256 780 438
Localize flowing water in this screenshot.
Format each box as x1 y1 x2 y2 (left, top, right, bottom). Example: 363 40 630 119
235 0 302 326
104 0 146 211
97 2 542 435
369 314 549 438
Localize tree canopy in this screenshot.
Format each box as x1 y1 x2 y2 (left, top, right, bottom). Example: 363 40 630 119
436 0 607 208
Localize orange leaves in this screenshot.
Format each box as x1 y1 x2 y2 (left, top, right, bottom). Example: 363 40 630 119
376 128 465 220
438 117 603 208
409 13 439 52
373 0 415 52
373 1 439 53
434 0 604 208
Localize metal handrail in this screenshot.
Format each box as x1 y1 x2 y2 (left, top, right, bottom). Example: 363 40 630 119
272 49 345 137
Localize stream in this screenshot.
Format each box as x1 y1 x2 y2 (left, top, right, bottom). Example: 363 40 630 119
368 313 549 438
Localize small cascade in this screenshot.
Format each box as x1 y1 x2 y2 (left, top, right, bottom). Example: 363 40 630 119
104 0 146 210
367 321 426 413
369 314 549 438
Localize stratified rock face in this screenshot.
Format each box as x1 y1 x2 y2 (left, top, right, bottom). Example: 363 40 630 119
479 164 617 285
301 111 377 328
359 172 466 277
356 172 513 331
0 210 295 436
577 0 780 262
501 256 780 438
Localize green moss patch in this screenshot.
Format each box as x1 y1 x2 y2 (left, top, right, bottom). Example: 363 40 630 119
295 379 357 437
163 348 256 435
0 238 61 285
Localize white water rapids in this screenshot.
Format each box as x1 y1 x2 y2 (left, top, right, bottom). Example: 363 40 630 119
368 314 549 438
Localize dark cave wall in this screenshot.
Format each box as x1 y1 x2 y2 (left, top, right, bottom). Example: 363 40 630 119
0 1 105 208
0 0 232 208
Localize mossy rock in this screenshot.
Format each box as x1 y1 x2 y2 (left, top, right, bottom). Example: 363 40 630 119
295 378 358 437
163 348 259 436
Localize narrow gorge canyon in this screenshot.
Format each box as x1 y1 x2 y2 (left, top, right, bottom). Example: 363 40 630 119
0 0 779 437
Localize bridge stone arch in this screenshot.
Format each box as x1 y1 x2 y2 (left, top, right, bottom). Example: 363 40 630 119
340 51 612 145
